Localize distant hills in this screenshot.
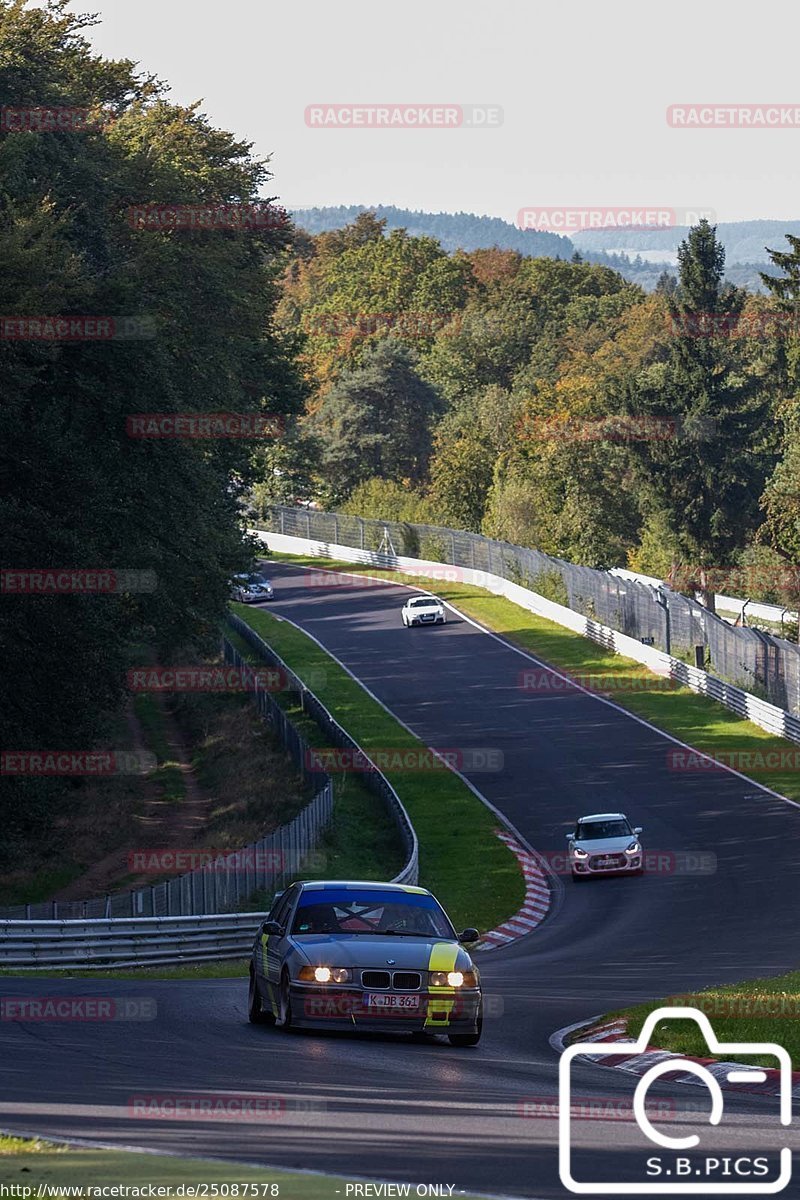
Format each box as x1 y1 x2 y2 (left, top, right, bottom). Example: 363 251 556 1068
571 220 800 264
292 204 572 259
291 206 799 293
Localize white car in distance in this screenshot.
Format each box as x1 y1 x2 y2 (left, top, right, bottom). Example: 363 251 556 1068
567 812 644 880
401 594 447 628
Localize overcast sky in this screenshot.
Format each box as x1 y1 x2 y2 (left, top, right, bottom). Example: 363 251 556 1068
67 0 798 225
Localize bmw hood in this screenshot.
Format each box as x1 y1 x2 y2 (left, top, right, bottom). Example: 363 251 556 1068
292 935 473 971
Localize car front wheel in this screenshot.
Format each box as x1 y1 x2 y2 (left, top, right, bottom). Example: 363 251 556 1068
448 1005 482 1047
279 969 295 1032
248 969 275 1025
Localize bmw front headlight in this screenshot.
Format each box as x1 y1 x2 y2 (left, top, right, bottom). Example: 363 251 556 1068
298 966 351 983
430 969 478 988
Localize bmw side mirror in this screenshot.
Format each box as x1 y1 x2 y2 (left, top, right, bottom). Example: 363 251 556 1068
459 928 480 943
261 920 284 936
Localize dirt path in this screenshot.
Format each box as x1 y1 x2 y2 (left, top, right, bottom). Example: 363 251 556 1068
53 694 212 901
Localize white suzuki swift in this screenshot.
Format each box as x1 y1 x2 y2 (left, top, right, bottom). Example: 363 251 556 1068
567 812 644 879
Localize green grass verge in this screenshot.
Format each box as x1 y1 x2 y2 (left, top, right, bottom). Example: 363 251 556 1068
230 605 525 934
224 630 405 888
0 866 84 907
133 693 185 804
266 554 800 802
0 1135 495 1198
0 959 250 980
599 969 800 1069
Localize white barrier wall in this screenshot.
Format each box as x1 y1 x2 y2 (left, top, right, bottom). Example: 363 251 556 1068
254 530 800 747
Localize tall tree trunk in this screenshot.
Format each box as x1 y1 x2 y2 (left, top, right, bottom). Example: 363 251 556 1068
698 567 717 614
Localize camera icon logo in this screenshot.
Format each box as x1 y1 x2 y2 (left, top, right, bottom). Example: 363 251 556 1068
559 1006 792 1194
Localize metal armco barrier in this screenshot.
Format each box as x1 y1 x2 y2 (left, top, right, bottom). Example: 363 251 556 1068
0 913 264 970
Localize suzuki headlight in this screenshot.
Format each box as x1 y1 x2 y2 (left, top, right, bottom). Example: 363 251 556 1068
625 841 641 855
572 846 589 859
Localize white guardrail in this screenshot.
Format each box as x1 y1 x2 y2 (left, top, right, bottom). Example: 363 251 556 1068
255 530 800 747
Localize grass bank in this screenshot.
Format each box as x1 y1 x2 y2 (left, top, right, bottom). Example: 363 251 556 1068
224 629 405 892
596 969 800 1069
0 1134 496 1199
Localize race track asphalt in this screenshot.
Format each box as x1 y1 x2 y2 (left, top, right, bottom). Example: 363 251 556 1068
1 560 798 1198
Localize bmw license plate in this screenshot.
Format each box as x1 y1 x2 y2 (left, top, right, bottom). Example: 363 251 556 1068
365 993 419 1009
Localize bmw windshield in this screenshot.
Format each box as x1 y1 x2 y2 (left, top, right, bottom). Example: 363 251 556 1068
291 889 455 938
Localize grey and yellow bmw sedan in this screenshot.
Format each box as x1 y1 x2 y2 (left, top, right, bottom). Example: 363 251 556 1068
248 880 483 1045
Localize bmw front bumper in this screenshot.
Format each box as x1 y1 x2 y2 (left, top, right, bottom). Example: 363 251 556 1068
289 983 481 1033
